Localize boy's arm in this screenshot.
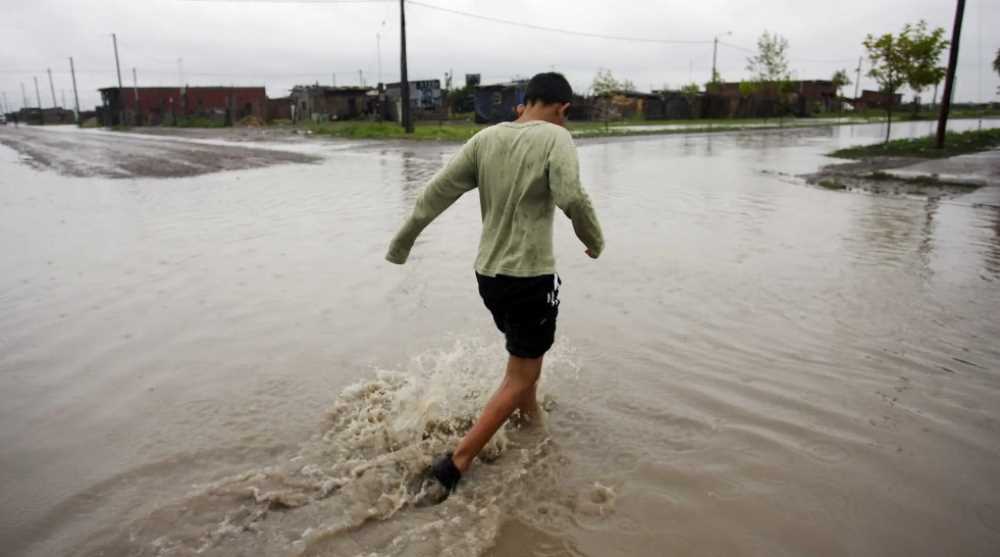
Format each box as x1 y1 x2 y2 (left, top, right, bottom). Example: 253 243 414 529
548 131 605 258
386 138 478 264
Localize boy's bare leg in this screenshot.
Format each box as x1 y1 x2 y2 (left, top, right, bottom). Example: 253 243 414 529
451 354 543 473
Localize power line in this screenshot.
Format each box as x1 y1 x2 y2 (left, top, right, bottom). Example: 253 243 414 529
180 0 392 4
407 1 712 45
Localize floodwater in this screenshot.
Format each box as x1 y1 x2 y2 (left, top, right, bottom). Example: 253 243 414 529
1 120 999 557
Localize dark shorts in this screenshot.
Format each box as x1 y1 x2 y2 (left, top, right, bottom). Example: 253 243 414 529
476 272 561 359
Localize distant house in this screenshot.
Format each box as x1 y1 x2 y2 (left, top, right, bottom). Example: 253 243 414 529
654 90 700 119
474 81 527 124
854 89 904 111
289 85 373 122
384 79 443 120
16 107 74 125
705 80 838 117
591 90 664 121
266 96 294 122
98 86 266 126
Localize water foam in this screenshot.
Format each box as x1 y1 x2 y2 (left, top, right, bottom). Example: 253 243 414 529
97 337 587 557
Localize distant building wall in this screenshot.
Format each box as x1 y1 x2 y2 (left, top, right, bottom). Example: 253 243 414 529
855 89 903 110
289 86 373 122
473 82 526 124
99 86 266 126
385 79 443 120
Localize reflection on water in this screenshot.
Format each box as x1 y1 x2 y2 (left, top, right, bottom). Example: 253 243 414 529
0 119 999 557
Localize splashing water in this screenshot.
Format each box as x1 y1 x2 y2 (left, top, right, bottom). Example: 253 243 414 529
86 337 596 557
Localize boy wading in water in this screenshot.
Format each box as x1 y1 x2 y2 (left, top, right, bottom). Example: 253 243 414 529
386 72 604 499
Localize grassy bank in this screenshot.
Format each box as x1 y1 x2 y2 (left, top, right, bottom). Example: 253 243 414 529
830 128 1000 160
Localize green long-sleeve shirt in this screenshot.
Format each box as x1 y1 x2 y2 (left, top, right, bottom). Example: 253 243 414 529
385 120 604 277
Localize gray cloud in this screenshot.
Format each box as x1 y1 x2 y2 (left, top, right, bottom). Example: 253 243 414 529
2 0 997 112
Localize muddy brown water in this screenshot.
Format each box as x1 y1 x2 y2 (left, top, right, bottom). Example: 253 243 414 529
1 120 999 557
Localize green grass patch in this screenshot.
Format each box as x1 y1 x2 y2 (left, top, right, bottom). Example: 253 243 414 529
303 121 483 141
829 128 1000 160
174 116 227 128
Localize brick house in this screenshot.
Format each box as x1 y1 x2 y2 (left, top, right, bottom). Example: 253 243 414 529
99 86 266 126
854 90 904 111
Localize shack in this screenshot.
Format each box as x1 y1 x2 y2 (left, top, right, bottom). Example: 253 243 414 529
385 79 444 120
591 90 664 121
98 86 266 126
474 81 527 124
704 80 838 118
854 90 904 111
289 85 373 122
654 90 700 119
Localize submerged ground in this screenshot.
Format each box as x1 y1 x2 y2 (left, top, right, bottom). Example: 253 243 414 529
1 120 998 557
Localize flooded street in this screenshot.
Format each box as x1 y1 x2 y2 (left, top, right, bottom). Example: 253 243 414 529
1 121 999 556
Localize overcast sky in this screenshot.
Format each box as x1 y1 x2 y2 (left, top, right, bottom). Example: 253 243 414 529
2 0 998 112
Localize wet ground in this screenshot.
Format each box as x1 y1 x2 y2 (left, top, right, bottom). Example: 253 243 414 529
1 120 999 557
0 126 318 178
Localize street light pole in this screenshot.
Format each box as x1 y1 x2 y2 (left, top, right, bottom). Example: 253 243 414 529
711 31 732 85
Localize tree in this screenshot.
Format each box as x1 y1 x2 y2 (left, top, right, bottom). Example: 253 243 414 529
746 31 793 120
592 68 621 96
864 30 908 144
746 31 791 83
831 69 851 97
680 83 701 118
591 68 634 129
900 20 948 116
993 48 999 95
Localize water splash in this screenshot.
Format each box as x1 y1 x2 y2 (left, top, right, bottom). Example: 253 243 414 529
91 337 588 557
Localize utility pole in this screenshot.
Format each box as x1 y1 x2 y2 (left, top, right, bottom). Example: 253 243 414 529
112 33 124 126
21 82 28 108
47 68 57 107
936 0 966 149
332 73 336 87
710 32 731 85
133 67 140 126
358 69 364 87
853 57 862 100
33 77 42 124
70 57 81 124
399 0 412 133
711 37 719 84
376 31 383 86
112 34 123 89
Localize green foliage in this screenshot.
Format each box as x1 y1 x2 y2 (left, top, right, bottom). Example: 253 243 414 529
864 20 948 141
745 31 794 119
446 85 474 113
900 21 948 103
829 128 1000 159
994 48 1000 75
591 68 636 95
831 69 851 95
680 83 701 97
746 31 791 84
174 115 226 128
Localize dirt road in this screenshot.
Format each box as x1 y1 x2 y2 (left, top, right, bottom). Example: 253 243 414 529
0 125 318 178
